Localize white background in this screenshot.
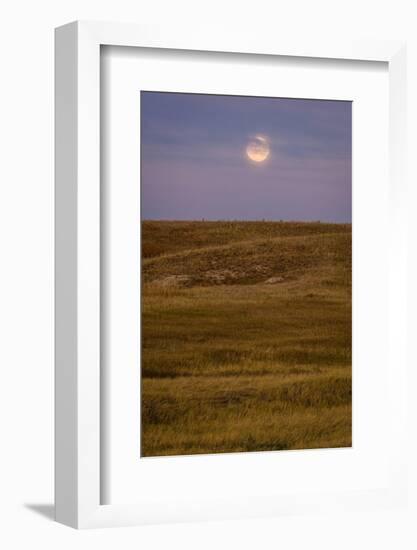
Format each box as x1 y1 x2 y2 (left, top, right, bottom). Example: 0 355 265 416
1 0 417 548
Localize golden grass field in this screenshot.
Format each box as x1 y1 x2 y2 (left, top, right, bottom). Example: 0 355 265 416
141 221 352 457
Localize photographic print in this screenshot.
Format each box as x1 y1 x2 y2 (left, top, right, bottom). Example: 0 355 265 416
140 91 352 457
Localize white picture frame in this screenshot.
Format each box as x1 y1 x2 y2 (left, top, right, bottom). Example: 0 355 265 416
55 21 407 529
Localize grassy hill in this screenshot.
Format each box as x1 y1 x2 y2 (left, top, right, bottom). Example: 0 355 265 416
141 221 352 457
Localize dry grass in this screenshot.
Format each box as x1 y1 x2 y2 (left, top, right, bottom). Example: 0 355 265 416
141 221 352 457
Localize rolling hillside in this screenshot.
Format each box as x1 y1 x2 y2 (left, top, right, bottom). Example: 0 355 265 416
141 221 352 457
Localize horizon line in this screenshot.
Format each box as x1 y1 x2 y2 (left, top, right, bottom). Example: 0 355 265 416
141 219 352 224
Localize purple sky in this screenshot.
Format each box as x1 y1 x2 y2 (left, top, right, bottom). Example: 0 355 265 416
141 92 352 222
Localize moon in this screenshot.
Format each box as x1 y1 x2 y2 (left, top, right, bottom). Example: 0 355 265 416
246 135 270 163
